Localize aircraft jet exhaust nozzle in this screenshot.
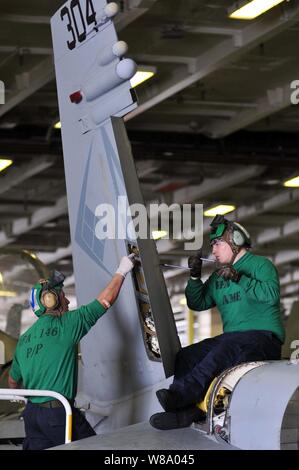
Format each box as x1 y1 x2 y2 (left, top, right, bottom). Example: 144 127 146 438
205 360 299 450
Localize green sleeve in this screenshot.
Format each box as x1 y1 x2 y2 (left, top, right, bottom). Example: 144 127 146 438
185 277 216 311
238 260 280 305
10 351 22 383
64 299 107 343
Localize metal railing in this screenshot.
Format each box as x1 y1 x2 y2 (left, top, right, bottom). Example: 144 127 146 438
0 389 72 444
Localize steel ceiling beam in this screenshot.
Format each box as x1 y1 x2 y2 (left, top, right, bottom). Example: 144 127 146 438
132 53 198 73
280 269 299 286
0 0 158 27
0 155 56 196
270 250 299 266
281 283 299 296
203 81 296 138
0 57 55 119
175 187 299 246
255 217 299 246
37 245 72 265
126 2 299 121
0 196 67 248
150 104 236 118
0 15 50 24
186 26 241 36
173 165 264 203
2 244 72 294
156 165 264 253
0 46 53 55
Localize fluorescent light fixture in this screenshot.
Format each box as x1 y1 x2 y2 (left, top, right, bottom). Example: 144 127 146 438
130 67 155 88
152 230 168 240
0 290 17 297
179 297 187 306
204 204 236 217
54 121 61 129
0 158 13 172
229 0 285 20
0 272 3 285
283 176 299 188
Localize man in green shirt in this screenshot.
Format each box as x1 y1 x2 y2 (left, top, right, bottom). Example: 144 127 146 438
9 254 135 450
150 215 284 430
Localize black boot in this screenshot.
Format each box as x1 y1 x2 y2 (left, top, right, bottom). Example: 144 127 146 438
156 389 182 412
149 406 206 431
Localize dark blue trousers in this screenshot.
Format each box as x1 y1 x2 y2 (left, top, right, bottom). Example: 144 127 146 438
22 402 96 450
170 330 282 407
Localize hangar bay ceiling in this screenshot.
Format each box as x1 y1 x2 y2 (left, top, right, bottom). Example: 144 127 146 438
0 0 299 331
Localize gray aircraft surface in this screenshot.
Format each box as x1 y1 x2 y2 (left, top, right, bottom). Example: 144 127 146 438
51 0 299 451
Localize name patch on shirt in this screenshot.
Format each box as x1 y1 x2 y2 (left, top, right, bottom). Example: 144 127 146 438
223 292 241 304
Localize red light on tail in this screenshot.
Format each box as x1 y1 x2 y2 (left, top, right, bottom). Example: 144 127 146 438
69 91 83 104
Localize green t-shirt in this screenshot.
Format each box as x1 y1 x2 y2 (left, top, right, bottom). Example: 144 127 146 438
10 299 106 403
185 251 285 343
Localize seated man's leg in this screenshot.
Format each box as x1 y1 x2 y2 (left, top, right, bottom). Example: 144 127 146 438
171 333 244 408
172 330 282 409
151 331 282 430
156 336 220 412
173 336 220 380
150 405 206 431
233 330 282 362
